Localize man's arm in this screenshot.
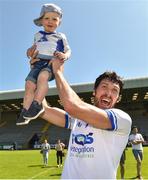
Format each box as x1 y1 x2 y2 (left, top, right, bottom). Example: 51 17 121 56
135 134 145 144
129 134 144 145
39 98 66 127
41 106 66 128
52 59 112 130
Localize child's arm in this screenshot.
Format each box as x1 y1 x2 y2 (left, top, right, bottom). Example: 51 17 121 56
54 33 71 61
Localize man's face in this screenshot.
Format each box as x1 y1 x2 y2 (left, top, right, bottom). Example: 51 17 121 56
93 79 120 109
132 127 138 134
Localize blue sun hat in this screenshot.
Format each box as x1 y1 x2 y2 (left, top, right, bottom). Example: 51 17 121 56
34 3 63 26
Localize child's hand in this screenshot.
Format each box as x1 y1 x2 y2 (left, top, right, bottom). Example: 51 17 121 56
30 58 40 68
54 51 67 62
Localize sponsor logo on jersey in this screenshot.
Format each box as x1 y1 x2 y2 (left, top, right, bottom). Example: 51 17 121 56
72 133 93 146
70 132 94 158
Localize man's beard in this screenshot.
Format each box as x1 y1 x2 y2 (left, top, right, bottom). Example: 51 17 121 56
93 97 100 107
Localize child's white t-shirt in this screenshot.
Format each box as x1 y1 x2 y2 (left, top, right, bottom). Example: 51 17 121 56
34 31 70 60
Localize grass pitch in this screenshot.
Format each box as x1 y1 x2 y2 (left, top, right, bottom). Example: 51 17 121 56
0 147 147 179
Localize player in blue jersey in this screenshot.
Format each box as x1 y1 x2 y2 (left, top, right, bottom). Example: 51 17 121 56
16 3 71 125
41 61 132 179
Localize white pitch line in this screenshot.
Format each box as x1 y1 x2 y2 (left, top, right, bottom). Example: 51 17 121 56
28 167 55 180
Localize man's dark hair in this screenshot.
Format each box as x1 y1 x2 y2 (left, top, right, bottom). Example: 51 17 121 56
94 71 124 94
131 126 137 131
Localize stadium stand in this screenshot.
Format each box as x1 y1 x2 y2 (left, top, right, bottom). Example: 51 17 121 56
0 113 47 149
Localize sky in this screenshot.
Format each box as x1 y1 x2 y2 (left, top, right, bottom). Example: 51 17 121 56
0 0 148 91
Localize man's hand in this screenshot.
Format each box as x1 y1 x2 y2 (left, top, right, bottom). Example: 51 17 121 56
27 44 37 58
26 44 39 67
54 51 68 61
52 58 64 75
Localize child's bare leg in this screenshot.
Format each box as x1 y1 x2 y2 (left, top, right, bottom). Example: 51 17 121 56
23 80 36 109
34 70 51 104
23 71 52 120
16 80 36 125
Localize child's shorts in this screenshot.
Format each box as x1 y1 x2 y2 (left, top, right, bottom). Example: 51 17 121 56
25 59 54 84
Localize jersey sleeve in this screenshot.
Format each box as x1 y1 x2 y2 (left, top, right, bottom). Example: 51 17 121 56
34 32 41 43
65 112 75 130
60 33 71 56
105 108 132 135
34 32 38 43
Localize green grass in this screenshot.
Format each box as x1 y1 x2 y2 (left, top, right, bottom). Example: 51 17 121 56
117 147 148 179
0 147 147 179
0 149 63 179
